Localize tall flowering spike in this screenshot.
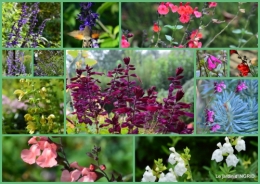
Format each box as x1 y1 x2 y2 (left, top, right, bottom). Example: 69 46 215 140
77 3 99 31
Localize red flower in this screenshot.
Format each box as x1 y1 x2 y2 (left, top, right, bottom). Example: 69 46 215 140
230 50 238 55
153 23 161 32
190 30 203 40
157 3 169 15
208 2 217 8
237 63 250 76
169 3 178 13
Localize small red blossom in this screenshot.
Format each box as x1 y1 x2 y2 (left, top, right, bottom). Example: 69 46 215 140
237 63 250 76
188 40 202 48
190 30 203 40
121 39 130 48
158 3 169 15
193 7 202 18
153 23 161 32
208 2 217 8
230 50 238 55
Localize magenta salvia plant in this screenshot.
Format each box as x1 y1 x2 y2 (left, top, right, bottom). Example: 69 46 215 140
67 57 193 134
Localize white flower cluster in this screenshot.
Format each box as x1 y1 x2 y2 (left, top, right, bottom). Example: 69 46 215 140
211 137 246 167
141 147 188 182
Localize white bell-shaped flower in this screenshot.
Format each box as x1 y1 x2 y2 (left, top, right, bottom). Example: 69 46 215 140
169 147 176 152
174 161 187 176
235 137 246 152
211 149 223 162
158 173 167 182
165 169 177 182
226 153 239 167
141 166 156 182
222 137 234 154
168 153 176 165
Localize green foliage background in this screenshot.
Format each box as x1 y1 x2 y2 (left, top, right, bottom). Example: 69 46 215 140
135 136 258 182
122 2 258 48
2 136 133 182
63 2 119 48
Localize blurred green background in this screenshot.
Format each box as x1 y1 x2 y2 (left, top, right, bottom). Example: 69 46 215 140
135 136 258 182
2 136 133 182
63 2 119 48
122 2 258 48
2 50 32 76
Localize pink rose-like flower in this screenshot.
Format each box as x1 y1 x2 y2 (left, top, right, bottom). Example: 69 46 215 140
21 144 41 164
61 166 98 182
36 148 58 168
121 39 130 48
193 7 202 18
158 3 169 15
209 2 217 8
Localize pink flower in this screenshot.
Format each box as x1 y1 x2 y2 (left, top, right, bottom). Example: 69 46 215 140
214 81 226 93
211 124 221 132
157 3 169 15
205 109 214 123
193 7 202 18
36 148 57 168
121 39 130 48
236 81 248 92
21 144 41 164
207 55 222 70
188 40 202 48
209 2 217 8
179 14 190 23
174 44 184 48
169 3 178 13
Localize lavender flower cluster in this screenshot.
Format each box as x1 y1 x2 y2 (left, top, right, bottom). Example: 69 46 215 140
5 2 50 48
6 50 26 76
77 3 99 31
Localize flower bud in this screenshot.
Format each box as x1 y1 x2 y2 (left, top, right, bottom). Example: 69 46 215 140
123 57 130 65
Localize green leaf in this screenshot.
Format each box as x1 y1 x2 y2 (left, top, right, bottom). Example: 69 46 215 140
176 25 183 29
229 45 237 48
106 25 113 34
232 29 242 34
113 25 119 36
97 2 114 15
245 30 253 35
164 25 175 29
101 38 118 47
165 35 173 42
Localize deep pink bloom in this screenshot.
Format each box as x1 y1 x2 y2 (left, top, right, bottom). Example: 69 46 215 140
205 109 214 123
211 124 220 132
209 2 217 8
21 144 41 164
179 14 190 23
236 81 248 92
214 81 226 93
188 40 202 48
158 3 169 15
169 3 178 12
207 55 222 70
193 8 202 18
121 39 130 48
36 148 57 168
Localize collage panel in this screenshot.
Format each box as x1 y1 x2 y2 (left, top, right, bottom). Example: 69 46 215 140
230 50 258 77
63 2 119 48
2 78 64 134
121 2 258 48
196 79 258 134
2 50 32 77
136 136 258 182
2 2 61 48
196 50 227 77
2 136 133 182
33 50 64 77
66 50 194 134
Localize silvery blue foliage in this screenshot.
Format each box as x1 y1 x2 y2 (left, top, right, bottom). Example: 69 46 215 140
197 79 258 134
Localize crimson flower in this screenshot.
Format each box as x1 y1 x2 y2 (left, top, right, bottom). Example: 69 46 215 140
237 63 250 76
153 23 161 32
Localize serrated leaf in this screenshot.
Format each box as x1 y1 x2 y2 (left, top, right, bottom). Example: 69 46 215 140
165 35 173 42
232 29 242 34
